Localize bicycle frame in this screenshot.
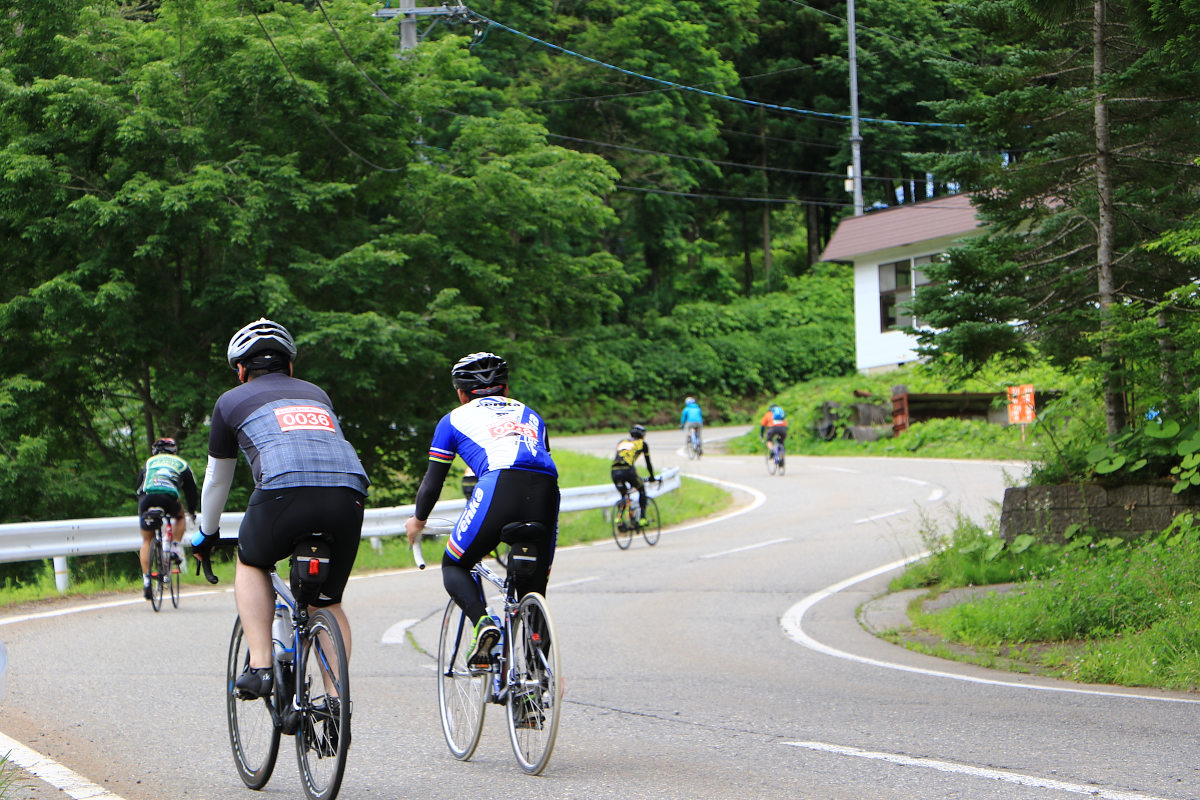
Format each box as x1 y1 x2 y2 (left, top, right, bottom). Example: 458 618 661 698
454 561 521 706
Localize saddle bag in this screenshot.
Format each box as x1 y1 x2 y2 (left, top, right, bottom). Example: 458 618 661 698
290 535 333 604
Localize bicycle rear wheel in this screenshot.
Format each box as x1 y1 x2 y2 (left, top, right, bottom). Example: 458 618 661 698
148 537 164 612
169 545 181 608
685 436 697 460
641 497 661 546
437 599 488 760
296 608 351 800
777 449 786 476
766 448 778 475
226 616 281 790
611 500 632 550
506 592 562 775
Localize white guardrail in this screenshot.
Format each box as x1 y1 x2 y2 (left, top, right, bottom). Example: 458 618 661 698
0 467 681 592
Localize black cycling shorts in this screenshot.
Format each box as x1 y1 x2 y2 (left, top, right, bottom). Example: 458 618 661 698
442 469 559 597
610 466 644 495
138 493 183 529
765 425 788 443
237 486 365 606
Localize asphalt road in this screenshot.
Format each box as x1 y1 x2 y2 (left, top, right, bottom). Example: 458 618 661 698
2 427 1198 799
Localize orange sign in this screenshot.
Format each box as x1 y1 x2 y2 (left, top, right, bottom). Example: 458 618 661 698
1007 384 1035 425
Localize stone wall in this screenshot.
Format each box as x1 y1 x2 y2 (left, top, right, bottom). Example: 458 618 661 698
999 484 1200 542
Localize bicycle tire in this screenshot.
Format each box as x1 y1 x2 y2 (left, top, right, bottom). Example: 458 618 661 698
641 497 661 546
169 544 181 608
506 592 562 775
148 537 164 612
777 450 786 476
685 436 697 460
226 616 281 790
611 500 633 550
295 608 351 800
437 599 488 761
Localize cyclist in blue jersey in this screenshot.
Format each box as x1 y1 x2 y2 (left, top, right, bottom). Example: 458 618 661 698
192 318 370 700
680 396 704 448
406 352 560 671
135 437 199 600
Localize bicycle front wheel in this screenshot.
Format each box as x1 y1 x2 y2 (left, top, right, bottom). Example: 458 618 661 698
437 599 488 761
506 593 562 775
148 537 164 612
641 497 661 546
296 608 351 800
766 449 778 475
611 501 632 550
226 616 281 790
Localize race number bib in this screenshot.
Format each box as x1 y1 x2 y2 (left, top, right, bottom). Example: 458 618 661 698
274 405 335 433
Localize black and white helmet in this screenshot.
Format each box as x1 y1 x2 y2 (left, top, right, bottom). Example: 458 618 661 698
451 352 508 397
226 318 297 370
629 424 646 439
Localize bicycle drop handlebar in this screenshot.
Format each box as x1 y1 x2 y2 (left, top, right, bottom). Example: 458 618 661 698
410 519 455 571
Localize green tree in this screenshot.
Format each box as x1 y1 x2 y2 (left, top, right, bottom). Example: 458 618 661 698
915 0 1200 431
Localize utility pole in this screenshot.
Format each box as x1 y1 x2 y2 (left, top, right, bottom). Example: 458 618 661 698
373 2 471 51
847 0 864 216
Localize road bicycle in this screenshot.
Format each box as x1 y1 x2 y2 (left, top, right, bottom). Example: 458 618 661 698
685 426 703 460
141 507 181 611
765 437 786 476
200 536 351 800
413 522 563 775
610 481 661 549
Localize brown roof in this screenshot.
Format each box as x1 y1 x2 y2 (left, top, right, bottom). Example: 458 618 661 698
820 194 983 262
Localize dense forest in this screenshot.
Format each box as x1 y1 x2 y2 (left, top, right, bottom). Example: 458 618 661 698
1 0 1198 519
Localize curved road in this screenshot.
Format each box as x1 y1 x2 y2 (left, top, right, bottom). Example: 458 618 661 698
1 428 1197 799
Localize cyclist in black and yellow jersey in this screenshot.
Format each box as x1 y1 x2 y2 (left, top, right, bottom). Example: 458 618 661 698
610 424 658 526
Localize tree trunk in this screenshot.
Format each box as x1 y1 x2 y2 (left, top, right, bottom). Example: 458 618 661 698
1093 0 1126 434
740 206 753 296
806 202 821 268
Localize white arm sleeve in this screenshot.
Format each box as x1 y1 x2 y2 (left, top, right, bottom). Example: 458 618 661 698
200 456 237 534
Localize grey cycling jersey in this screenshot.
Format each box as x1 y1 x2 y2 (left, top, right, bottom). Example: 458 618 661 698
208 373 369 493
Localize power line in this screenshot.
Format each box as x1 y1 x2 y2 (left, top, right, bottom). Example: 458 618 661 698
549 133 897 182
249 7 406 173
470 9 963 129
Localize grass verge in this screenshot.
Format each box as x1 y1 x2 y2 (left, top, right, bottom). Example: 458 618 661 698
888 510 1200 691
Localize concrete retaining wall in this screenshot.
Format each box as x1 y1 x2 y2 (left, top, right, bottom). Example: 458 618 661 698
999 484 1200 542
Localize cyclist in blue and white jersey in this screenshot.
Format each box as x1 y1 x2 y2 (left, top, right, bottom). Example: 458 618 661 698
680 396 704 448
192 318 370 700
406 352 560 671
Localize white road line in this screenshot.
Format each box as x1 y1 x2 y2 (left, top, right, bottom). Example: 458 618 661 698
780 556 1200 705
0 590 226 627
814 465 860 474
382 619 420 644
894 477 929 486
783 741 1172 800
855 509 907 524
701 537 792 559
0 730 128 800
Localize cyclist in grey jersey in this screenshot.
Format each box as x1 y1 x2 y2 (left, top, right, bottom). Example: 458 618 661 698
193 318 369 700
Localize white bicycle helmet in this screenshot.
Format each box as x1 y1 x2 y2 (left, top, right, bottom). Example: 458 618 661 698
226 318 297 370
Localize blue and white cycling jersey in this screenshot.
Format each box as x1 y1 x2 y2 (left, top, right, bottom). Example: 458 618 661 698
428 396 557 479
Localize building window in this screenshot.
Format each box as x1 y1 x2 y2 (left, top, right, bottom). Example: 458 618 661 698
879 255 938 331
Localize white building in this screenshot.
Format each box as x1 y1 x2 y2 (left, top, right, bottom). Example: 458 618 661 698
819 194 985 375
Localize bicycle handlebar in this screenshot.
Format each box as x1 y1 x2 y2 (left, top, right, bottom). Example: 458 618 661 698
410 519 455 571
